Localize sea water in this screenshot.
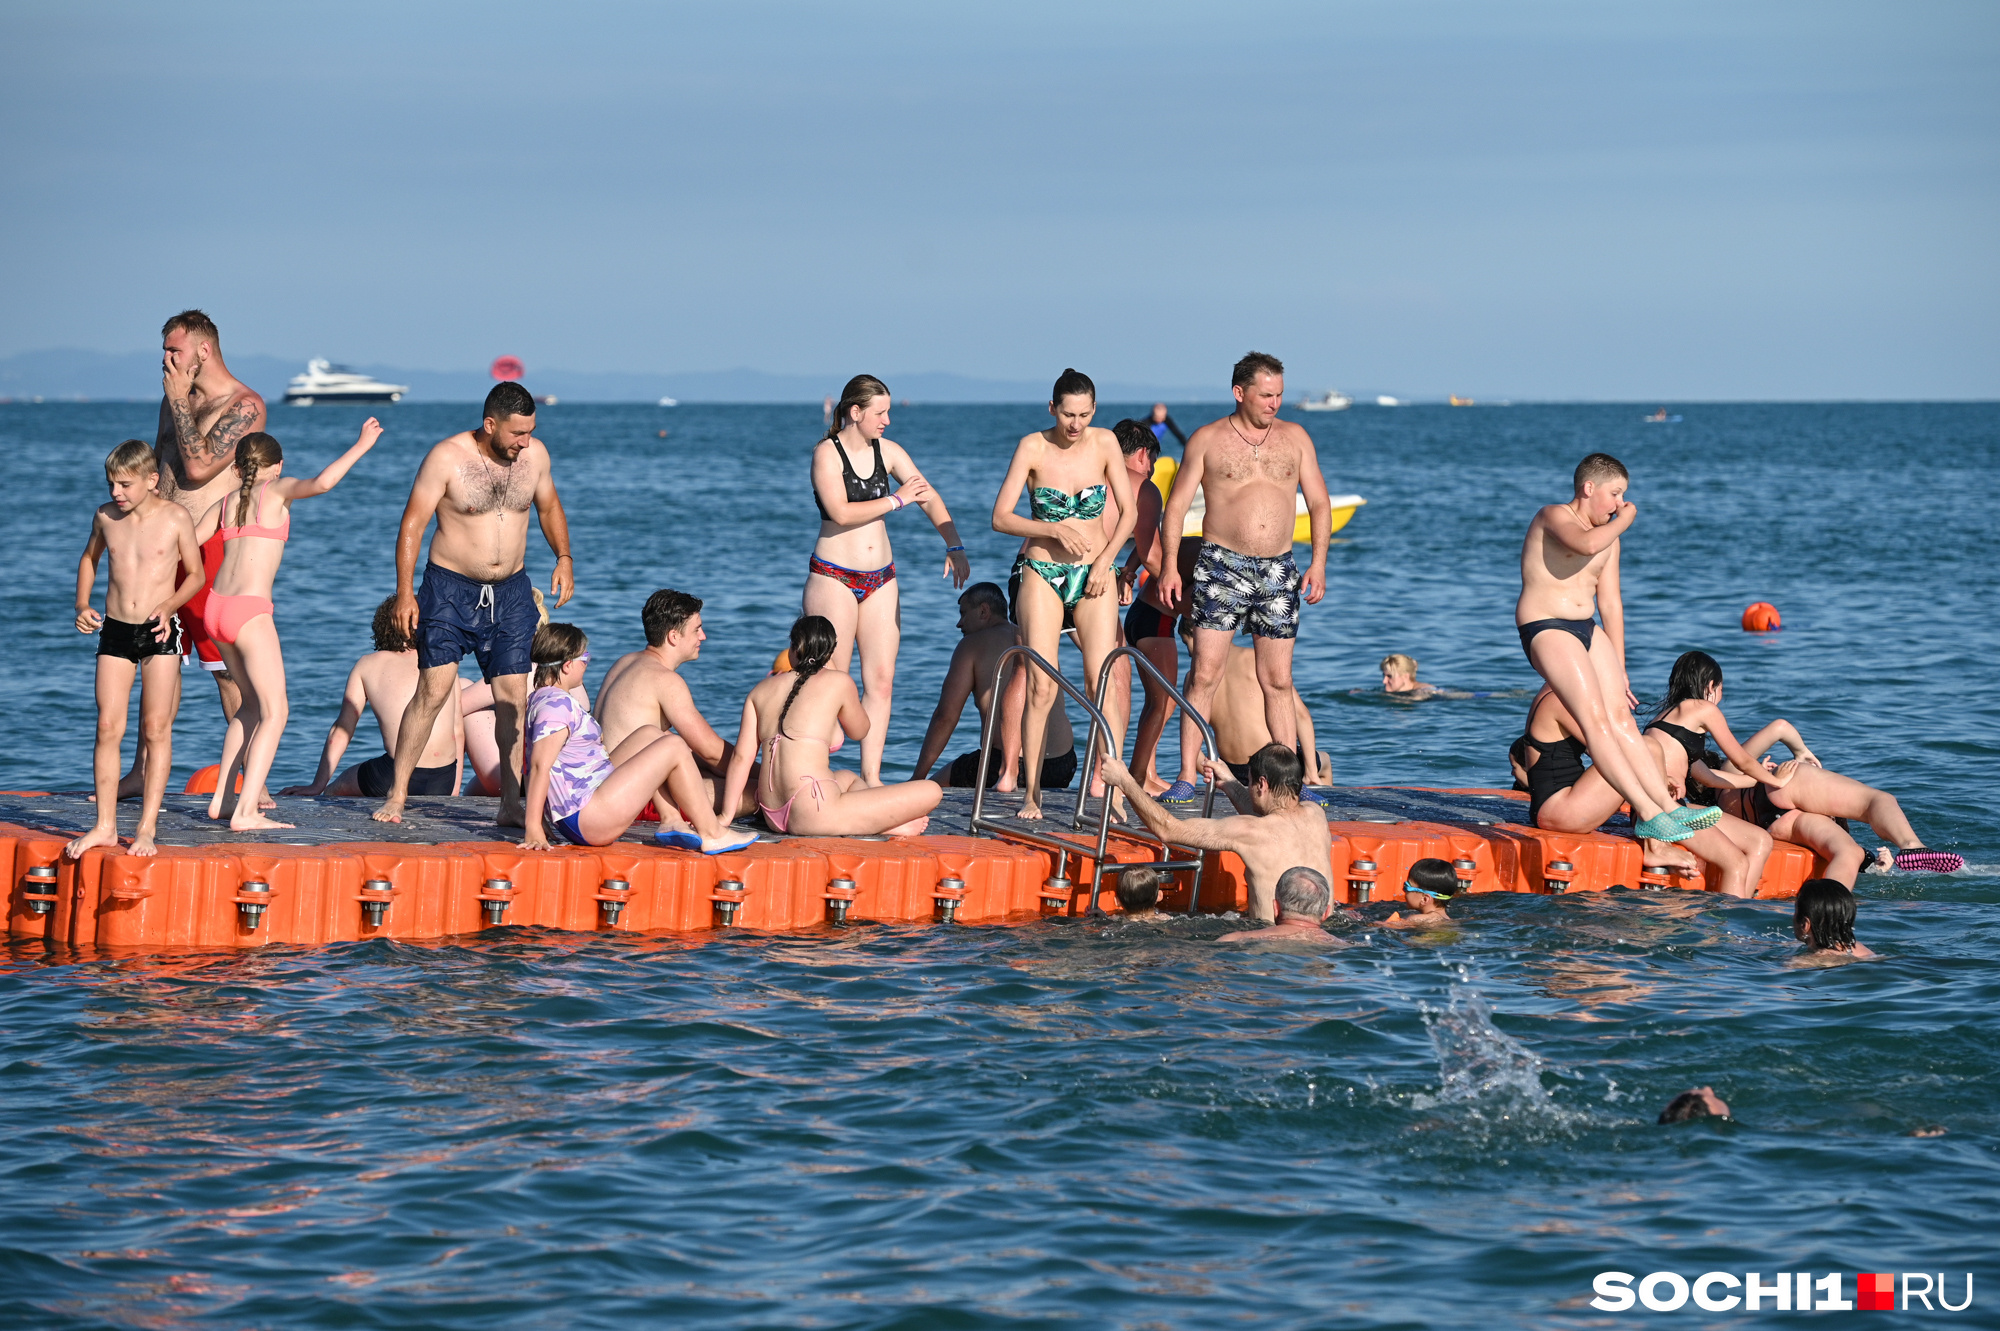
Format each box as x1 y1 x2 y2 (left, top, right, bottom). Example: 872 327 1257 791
0 401 1994 1326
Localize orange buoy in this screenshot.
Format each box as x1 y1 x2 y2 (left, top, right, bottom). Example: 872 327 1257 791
771 648 792 675
1741 602 1781 632
182 764 244 795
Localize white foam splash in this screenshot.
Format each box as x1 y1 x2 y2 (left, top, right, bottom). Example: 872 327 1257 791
1414 985 1555 1112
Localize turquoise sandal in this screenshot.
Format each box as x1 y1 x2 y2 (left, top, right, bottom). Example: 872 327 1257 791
1670 804 1721 831
1634 811 1693 842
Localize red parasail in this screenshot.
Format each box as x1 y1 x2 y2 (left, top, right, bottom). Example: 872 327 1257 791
490 356 525 382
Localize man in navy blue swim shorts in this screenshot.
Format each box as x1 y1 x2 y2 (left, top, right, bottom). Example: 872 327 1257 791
372 381 576 826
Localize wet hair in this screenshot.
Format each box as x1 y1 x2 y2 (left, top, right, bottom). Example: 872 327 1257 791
642 588 703 647
1381 653 1418 679
1573 452 1629 491
104 439 157 479
1111 419 1154 457
1686 752 1727 807
1275 866 1331 919
1232 351 1285 389
1115 867 1164 912
161 309 220 348
1658 1091 1727 1125
232 432 283 529
1050 367 1096 406
960 581 1008 621
1406 858 1458 899
371 595 415 653
484 381 537 423
828 374 891 440
1652 650 1723 725
777 615 837 734
531 622 588 688
1247 742 1304 799
1794 878 1859 952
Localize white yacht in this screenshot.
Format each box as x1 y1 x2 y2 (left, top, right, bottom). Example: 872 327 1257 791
283 359 409 405
1375 395 1401 407
1299 391 1351 412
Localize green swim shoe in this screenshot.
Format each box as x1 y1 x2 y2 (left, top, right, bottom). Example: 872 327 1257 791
1634 812 1693 842
1669 804 1722 831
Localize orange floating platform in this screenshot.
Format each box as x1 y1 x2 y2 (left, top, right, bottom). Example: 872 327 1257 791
2 786 1826 951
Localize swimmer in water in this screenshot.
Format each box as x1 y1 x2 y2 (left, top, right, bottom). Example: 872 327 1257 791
1653 651 1964 883
1215 867 1346 944
1380 653 1437 697
1792 878 1876 958
991 369 1137 820
1514 452 1695 845
804 375 971 788
1114 867 1173 921
1378 858 1459 929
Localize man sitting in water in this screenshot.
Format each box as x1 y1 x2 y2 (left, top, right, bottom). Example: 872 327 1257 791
913 582 1077 793
281 597 465 798
1216 867 1344 944
1114 866 1172 921
1377 858 1459 930
1170 617 1331 790
1098 744 1333 924
595 588 744 811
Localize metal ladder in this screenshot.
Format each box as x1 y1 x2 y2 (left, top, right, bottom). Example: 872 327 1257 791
968 645 1222 917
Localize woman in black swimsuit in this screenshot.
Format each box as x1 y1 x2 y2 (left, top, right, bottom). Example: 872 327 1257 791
1651 651 1962 885
804 375 972 786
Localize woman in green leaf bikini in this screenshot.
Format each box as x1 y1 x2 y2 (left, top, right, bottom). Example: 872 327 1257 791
990 369 1137 820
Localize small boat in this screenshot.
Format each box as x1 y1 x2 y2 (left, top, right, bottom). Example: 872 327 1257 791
1449 394 1474 407
1299 391 1351 412
658 396 678 408
1148 457 1365 542
283 358 408 405
1375 395 1400 407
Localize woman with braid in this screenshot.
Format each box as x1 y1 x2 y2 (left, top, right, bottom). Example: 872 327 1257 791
722 615 941 836
521 623 757 853
197 420 381 829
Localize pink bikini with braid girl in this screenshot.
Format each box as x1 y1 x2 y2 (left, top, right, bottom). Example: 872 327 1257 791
199 420 381 830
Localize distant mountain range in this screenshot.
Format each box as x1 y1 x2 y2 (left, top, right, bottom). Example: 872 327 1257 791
0 349 1227 405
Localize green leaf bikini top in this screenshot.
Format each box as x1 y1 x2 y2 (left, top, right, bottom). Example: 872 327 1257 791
1029 484 1107 523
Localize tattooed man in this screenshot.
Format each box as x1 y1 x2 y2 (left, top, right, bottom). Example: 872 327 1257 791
372 381 575 826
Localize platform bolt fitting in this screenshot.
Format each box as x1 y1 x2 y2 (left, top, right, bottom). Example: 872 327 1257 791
23 864 58 916
1452 857 1477 895
934 876 966 924
1348 858 1378 904
1039 874 1072 909
713 878 746 926
1639 864 1676 891
1545 859 1575 894
238 880 271 930
826 876 857 925
360 878 393 928
480 877 513 927
600 878 630 926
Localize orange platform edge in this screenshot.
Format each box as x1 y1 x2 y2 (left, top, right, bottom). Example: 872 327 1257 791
2 793 1825 950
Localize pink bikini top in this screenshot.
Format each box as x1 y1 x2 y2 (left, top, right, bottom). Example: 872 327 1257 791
219 482 291 543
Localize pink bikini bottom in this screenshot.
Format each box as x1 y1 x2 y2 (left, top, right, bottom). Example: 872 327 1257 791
760 774 827 834
202 592 274 646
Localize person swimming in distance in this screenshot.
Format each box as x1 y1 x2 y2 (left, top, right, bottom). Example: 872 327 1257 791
1215 867 1346 944
720 615 941 836
1380 654 1438 697
1792 877 1876 959
1114 867 1171 921
1147 403 1187 448
912 582 1076 794
1658 1087 1732 1124
1378 858 1459 929
1658 651 1966 881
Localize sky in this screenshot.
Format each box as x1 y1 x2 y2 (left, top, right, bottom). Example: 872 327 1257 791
1 0 1995 399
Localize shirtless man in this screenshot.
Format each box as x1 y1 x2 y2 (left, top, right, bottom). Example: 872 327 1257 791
108 311 267 801
1098 743 1333 925
1173 618 1332 787
912 582 1076 792
1159 352 1332 768
372 382 574 824
595 588 742 810
1216 867 1345 944
1515 452 1692 845
280 596 465 798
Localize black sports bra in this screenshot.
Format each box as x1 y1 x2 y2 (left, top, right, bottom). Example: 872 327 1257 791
814 437 892 520
1648 719 1706 769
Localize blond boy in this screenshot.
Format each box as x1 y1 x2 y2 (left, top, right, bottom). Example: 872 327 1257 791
69 441 205 857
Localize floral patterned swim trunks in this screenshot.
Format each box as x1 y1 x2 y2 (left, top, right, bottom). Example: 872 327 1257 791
1187 542 1302 640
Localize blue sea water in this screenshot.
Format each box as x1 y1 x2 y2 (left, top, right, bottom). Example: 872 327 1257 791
1 401 1995 1327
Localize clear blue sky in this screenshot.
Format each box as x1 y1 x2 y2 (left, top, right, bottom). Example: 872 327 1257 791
2 0 1994 398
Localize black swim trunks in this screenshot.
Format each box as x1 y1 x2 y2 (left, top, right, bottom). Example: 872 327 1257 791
1227 760 1252 785
354 752 458 798
1188 543 1302 640
415 563 537 679
1517 616 1596 663
98 614 184 662
947 745 1078 791
1125 597 1174 644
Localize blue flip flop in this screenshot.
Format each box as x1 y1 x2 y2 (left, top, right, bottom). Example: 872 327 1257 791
704 833 759 856
1633 812 1693 842
654 829 702 851
1669 804 1721 831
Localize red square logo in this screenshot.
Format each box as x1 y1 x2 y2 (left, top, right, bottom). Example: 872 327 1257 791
1859 1273 1895 1311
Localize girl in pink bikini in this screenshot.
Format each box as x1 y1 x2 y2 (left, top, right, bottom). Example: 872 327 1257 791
200 420 382 830
721 616 939 836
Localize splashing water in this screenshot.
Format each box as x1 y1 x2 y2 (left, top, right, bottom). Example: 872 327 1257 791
1413 986 1580 1135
